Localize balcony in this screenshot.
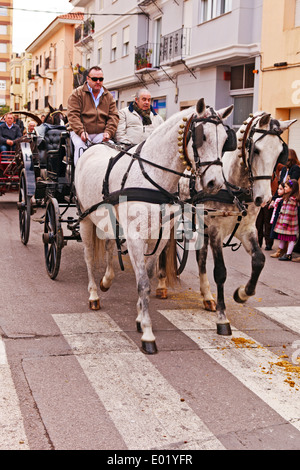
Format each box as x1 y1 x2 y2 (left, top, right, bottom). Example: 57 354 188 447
135 43 159 73
27 70 38 83
160 28 191 66
45 56 57 72
75 18 94 44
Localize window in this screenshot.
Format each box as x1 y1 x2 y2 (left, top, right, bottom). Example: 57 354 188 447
0 62 6 72
232 95 253 128
97 38 103 65
296 0 300 27
0 43 6 53
0 25 7 34
122 26 130 56
15 67 21 84
199 0 231 23
0 7 8 16
0 79 6 90
111 33 117 61
231 63 255 90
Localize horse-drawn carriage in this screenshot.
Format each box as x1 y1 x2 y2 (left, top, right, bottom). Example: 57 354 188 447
0 150 19 196
13 101 295 354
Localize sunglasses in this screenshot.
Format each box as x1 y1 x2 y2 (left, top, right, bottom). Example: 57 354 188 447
88 76 104 82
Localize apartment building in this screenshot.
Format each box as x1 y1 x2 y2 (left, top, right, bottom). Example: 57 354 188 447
10 52 32 112
25 12 83 117
71 0 262 126
0 0 13 112
259 0 300 155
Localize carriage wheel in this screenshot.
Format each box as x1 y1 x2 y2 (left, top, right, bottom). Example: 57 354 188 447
43 197 63 280
176 236 189 275
18 169 31 245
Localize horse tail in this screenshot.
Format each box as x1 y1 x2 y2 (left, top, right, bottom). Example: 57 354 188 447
165 227 178 287
93 223 105 264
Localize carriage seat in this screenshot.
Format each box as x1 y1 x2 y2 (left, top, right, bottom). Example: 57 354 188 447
37 125 67 169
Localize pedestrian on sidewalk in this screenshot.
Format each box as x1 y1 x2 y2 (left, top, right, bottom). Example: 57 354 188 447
271 179 299 261
269 183 286 258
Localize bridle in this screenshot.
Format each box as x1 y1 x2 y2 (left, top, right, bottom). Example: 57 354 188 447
180 109 225 181
240 113 287 185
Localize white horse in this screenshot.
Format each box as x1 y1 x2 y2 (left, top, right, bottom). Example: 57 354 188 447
155 112 296 335
74 98 234 353
192 112 295 335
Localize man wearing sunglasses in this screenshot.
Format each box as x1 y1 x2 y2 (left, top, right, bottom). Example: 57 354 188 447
67 66 119 165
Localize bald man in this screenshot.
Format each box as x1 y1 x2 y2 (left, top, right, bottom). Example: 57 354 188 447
115 89 164 145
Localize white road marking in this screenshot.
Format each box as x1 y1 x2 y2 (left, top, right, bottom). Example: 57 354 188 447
0 337 29 450
52 312 225 450
158 309 300 432
257 306 300 335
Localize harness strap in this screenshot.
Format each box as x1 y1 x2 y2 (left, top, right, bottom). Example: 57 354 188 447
222 215 243 251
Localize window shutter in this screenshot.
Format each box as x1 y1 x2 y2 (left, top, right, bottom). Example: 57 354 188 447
296 0 300 26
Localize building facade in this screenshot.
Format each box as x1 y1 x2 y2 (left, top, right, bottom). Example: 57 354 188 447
25 12 83 117
259 0 300 155
10 52 32 112
71 0 262 127
0 0 13 112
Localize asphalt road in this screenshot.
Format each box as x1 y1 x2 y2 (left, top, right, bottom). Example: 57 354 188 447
1 192 300 452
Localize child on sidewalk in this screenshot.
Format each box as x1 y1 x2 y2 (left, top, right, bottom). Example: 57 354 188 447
269 182 285 258
272 179 299 261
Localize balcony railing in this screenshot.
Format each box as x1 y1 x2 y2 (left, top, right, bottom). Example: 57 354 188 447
75 18 94 44
160 28 191 65
135 43 159 72
45 56 57 71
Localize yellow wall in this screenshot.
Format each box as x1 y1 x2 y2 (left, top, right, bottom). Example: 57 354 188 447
260 0 300 116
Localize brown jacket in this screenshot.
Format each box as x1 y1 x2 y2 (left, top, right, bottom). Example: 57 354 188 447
67 83 119 138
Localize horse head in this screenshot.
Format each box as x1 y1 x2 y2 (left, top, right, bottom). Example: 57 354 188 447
184 98 235 194
44 104 68 126
235 112 296 207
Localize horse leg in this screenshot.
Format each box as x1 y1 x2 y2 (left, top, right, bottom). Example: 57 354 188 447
127 238 157 354
80 219 100 310
233 233 265 303
196 235 216 312
100 239 115 292
156 245 168 299
210 234 232 336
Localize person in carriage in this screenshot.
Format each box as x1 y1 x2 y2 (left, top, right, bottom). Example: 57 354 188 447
67 65 119 166
0 113 22 152
115 89 164 145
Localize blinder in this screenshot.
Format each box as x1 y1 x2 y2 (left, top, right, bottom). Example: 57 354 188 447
276 141 288 166
223 126 237 153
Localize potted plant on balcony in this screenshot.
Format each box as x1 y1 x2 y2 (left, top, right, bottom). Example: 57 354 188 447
146 49 153 68
90 19 95 34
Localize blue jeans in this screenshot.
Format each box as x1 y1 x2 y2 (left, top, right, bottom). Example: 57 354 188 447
0 144 14 153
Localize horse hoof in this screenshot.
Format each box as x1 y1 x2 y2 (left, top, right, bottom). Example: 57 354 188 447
136 321 143 333
89 299 100 310
217 322 232 336
141 341 158 355
233 287 247 304
203 300 217 312
100 279 109 292
156 288 168 299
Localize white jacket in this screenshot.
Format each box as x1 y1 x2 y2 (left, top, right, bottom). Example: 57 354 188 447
115 103 164 144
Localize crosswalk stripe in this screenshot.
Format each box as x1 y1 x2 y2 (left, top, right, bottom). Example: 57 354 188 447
52 312 225 450
158 309 300 432
0 337 29 450
257 306 300 336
